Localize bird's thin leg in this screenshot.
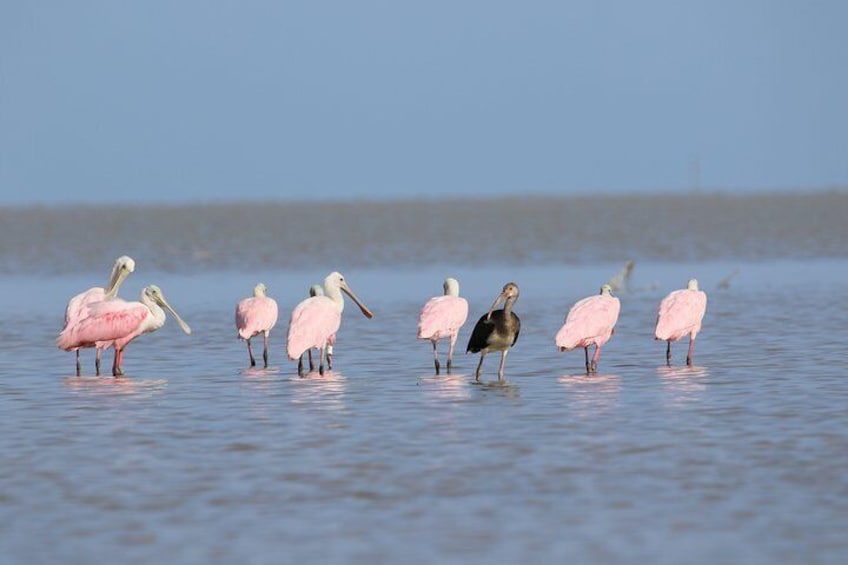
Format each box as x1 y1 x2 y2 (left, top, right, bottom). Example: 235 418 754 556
95 348 102 376
584 347 591 374
308 349 315 371
113 348 124 377
327 344 333 370
297 356 305 376
591 345 601 373
246 339 256 367
497 349 509 382
666 341 672 366
432 340 440 374
475 352 486 382
75 349 82 376
686 337 695 366
447 334 457 374
318 346 325 375
263 332 270 368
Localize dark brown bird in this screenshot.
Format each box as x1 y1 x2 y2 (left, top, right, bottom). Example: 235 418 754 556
466 282 521 381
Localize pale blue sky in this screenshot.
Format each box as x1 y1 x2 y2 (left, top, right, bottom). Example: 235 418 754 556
1 0 846 204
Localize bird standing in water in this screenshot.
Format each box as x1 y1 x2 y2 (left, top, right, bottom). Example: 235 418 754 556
466 282 521 382
286 272 373 375
555 284 621 373
655 278 707 365
59 255 136 375
235 283 279 368
417 277 469 374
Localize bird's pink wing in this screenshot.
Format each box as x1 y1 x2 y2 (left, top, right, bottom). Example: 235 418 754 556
655 290 707 340
417 296 469 340
57 300 148 350
63 287 105 327
236 297 279 339
286 297 340 360
556 295 621 349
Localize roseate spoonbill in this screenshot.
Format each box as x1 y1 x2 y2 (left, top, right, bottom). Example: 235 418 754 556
555 284 621 373
59 255 135 375
236 283 279 368
655 279 707 365
57 285 191 376
466 282 520 382
417 277 469 374
297 284 329 374
286 272 373 376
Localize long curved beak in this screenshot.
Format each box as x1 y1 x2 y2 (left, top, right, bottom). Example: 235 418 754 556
341 282 374 319
486 291 507 321
104 267 130 300
155 295 192 334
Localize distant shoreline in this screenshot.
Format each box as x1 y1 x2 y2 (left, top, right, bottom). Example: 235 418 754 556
2 189 846 274
1 186 845 211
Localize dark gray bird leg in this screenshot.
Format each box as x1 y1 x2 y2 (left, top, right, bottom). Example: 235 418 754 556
319 346 326 375
263 333 269 368
246 339 256 367
666 341 672 366
584 347 591 374
308 349 314 371
432 340 440 374
95 349 102 376
76 349 82 376
298 356 305 376
475 352 486 382
327 345 333 370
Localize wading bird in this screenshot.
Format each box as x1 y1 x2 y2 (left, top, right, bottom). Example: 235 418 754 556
298 284 330 374
59 255 135 375
466 282 520 382
417 277 468 374
555 284 621 373
57 285 191 376
286 272 373 375
655 279 707 365
236 283 279 368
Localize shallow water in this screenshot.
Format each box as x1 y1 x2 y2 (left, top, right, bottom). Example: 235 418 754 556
1 255 847 563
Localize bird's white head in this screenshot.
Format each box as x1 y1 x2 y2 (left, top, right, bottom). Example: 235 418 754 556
105 255 136 299
144 285 192 335
254 283 267 297
600 284 613 296
687 279 699 291
443 277 460 297
323 271 374 319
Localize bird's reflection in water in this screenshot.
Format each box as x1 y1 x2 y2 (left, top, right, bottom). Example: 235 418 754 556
63 376 168 398
656 365 709 406
470 376 521 398
289 370 347 413
239 366 282 397
557 373 621 416
417 373 473 402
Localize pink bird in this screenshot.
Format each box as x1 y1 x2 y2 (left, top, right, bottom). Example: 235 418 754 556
655 278 707 366
555 284 621 373
59 255 136 375
286 272 373 376
57 285 192 376
417 277 469 374
236 283 279 368
297 284 330 374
